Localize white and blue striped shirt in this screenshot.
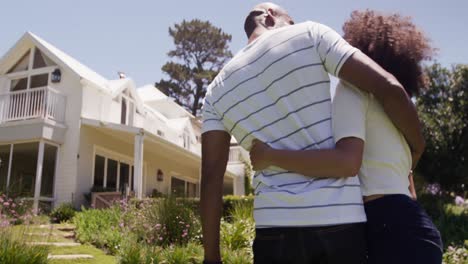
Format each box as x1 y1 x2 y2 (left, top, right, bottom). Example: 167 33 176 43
202 21 366 227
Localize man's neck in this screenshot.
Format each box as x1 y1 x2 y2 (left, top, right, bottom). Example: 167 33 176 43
248 27 269 44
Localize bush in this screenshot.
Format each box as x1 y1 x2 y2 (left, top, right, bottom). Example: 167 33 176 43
0 229 49 264
73 206 123 254
0 194 35 225
122 197 201 247
418 193 468 249
50 203 76 223
222 195 254 220
443 244 468 264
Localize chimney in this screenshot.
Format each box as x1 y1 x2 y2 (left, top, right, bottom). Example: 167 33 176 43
118 71 126 79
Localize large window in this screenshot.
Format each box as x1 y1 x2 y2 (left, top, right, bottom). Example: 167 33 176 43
93 155 105 187
93 153 133 192
9 142 39 197
0 145 11 193
7 48 56 92
171 176 198 198
0 142 57 199
40 144 57 197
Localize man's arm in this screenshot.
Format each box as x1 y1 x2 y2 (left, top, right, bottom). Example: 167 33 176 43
201 130 231 263
339 51 425 168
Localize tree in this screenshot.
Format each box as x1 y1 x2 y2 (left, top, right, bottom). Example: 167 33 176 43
416 63 468 192
155 19 232 116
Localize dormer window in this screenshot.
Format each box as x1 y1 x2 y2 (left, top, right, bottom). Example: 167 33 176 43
183 129 191 150
120 93 135 125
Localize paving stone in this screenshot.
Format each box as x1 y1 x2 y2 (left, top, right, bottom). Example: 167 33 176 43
48 254 94 260
28 242 81 246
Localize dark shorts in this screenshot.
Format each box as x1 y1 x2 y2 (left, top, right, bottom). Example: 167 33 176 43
364 194 443 264
253 223 367 264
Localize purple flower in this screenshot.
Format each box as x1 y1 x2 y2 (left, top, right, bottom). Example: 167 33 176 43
455 196 465 206
425 183 441 195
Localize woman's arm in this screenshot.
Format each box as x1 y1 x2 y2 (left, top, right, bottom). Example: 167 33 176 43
250 81 368 178
250 137 364 178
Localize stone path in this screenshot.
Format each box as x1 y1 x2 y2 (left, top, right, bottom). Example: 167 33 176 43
28 241 81 246
48 254 94 260
29 224 96 261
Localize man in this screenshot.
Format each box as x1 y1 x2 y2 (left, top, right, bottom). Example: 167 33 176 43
201 3 425 264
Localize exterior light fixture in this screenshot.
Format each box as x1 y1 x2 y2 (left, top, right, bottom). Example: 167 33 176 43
157 169 164 182
51 69 61 83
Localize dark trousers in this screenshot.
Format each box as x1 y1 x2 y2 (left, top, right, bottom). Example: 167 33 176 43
253 223 367 264
364 195 443 264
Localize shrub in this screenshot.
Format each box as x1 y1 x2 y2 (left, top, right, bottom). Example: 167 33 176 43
73 206 123 254
0 228 49 264
418 193 468 249
122 197 201 247
222 195 254 219
0 194 35 225
50 203 76 223
443 244 468 264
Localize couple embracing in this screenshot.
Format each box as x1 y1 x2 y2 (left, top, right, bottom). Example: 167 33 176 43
200 3 442 264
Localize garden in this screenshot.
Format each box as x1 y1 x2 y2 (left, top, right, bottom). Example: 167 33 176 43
0 190 466 264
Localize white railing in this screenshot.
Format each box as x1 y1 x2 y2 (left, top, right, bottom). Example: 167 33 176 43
0 87 66 124
228 146 243 163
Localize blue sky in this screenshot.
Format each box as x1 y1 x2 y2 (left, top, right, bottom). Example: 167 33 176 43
1 0 466 87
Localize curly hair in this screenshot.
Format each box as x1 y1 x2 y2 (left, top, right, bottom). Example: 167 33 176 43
343 10 434 96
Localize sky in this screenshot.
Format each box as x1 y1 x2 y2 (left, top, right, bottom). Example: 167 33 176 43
0 0 466 87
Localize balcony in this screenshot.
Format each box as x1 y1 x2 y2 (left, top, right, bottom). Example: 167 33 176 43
228 146 244 164
0 87 66 124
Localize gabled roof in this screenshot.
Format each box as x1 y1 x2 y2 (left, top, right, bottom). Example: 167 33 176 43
167 117 197 142
137 84 168 102
0 32 108 89
137 84 195 119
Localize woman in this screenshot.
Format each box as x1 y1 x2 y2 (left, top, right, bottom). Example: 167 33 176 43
249 10 443 264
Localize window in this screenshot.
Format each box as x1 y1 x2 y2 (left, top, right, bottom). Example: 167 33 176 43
107 159 118 189
171 176 198 198
93 155 105 187
7 48 57 92
10 78 28 91
93 153 134 192
121 97 127 125
119 163 130 193
7 51 30 73
183 130 191 149
40 144 57 197
9 142 39 197
33 49 54 69
0 142 58 208
0 145 11 193
30 74 49 89
120 94 135 126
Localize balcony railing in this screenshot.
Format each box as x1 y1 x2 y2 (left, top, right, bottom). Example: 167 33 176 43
0 87 66 124
228 146 243 163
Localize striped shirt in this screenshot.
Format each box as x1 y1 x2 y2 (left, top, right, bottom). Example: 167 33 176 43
202 21 366 227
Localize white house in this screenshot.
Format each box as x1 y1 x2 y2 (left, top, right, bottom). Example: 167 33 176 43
0 32 247 212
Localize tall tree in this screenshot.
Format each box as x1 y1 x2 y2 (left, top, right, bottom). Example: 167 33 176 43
416 63 468 192
155 19 232 116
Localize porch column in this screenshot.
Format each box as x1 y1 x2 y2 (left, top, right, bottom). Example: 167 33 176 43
5 144 13 191
33 140 45 213
133 131 144 199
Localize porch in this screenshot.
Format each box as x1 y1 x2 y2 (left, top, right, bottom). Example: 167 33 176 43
0 140 59 213
78 118 242 203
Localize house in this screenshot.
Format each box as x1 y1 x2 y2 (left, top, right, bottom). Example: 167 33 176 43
0 32 247 212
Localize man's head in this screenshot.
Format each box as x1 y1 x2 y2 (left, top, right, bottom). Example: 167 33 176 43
244 2 294 39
